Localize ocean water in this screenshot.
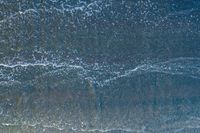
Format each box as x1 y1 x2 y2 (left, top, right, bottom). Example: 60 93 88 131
0 0 200 133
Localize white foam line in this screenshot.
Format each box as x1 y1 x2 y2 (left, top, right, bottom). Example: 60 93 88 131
101 57 200 86
102 64 149 85
0 57 199 87
1 122 65 131
43 124 65 131
1 122 144 133
1 122 38 127
0 63 56 68
68 64 84 69
154 57 200 65
72 127 145 133
0 61 87 70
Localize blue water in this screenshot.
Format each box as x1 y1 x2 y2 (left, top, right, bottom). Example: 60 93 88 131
0 0 200 132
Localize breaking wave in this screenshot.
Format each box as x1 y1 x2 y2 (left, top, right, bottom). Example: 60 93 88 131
0 57 199 87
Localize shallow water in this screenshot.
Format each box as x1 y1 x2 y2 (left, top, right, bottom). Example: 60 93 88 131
0 0 200 133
